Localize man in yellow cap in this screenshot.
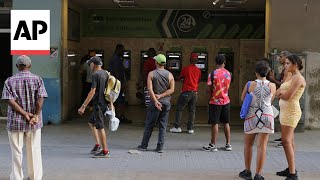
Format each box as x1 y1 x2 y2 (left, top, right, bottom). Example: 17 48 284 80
138 54 175 153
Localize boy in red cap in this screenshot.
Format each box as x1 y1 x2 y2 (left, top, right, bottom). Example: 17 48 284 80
170 53 201 134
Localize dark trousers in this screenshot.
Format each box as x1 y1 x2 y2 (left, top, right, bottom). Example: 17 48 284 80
140 102 171 149
174 91 197 130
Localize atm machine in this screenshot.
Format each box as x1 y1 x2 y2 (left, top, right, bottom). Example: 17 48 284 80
194 52 208 82
122 50 131 80
166 51 182 80
88 49 104 68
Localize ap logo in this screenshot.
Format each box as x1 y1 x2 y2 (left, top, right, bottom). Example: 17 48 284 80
11 10 50 55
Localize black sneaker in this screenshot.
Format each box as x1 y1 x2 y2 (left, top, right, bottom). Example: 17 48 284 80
285 173 298 180
274 138 282 143
239 170 253 180
92 151 110 158
90 145 101 154
276 168 298 177
254 174 264 180
155 147 164 153
202 143 218 152
225 143 232 151
137 145 148 151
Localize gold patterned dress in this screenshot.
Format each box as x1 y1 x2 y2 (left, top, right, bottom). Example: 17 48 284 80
279 79 305 128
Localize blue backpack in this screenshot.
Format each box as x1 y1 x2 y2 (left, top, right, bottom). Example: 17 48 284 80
240 81 253 119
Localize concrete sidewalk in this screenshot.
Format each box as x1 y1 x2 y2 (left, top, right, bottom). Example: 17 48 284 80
1 119 320 180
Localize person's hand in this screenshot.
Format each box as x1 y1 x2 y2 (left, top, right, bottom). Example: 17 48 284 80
155 94 161 100
155 101 163 111
23 112 33 122
267 70 275 81
30 114 39 125
78 105 85 116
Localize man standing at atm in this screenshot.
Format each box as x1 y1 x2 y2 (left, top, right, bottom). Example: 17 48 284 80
202 54 232 152
170 53 201 134
109 44 132 124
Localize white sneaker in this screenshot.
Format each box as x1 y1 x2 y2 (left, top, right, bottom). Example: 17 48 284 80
170 127 182 133
188 130 194 134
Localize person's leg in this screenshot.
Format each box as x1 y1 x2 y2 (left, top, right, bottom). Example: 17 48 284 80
92 104 110 157
187 92 197 131
211 124 219 145
88 122 100 145
244 134 256 171
8 131 24 180
223 123 231 144
256 133 269 175
281 125 296 174
221 104 231 144
209 104 221 145
174 93 188 129
98 129 108 151
157 104 171 151
88 111 100 153
25 129 42 180
141 104 160 148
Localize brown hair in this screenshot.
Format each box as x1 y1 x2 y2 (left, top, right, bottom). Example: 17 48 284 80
287 55 303 70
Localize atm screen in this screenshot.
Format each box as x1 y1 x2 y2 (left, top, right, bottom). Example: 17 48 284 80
124 59 130 69
169 62 179 69
195 64 205 69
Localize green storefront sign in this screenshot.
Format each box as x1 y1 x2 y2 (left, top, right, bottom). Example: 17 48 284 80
83 9 265 39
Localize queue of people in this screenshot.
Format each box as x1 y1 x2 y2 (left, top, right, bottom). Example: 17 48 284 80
1 50 305 180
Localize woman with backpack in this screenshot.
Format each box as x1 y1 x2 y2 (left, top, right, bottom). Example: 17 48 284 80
239 60 276 180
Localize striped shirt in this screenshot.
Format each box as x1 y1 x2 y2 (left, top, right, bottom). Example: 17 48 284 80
1 70 48 132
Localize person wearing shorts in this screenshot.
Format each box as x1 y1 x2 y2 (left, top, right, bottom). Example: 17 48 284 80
78 56 110 158
202 54 232 152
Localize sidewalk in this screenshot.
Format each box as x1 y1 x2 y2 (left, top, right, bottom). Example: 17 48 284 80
1 119 320 180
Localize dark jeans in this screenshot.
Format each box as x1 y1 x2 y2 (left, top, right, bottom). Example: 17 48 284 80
140 102 171 149
174 91 197 130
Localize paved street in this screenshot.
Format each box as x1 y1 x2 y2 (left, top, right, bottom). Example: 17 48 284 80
1 118 320 180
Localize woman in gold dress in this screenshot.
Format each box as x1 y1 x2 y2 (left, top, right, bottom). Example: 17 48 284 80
276 55 306 180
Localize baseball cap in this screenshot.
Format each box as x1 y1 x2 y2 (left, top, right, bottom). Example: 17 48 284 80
191 53 198 59
87 56 103 66
16 55 31 66
154 54 166 65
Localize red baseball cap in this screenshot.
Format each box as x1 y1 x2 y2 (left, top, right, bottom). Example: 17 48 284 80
191 53 198 59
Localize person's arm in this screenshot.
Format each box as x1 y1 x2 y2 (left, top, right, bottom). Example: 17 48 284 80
78 88 96 115
241 82 249 102
277 76 304 101
206 73 214 102
157 73 175 98
269 82 277 101
7 100 33 122
198 69 202 84
147 71 162 110
78 74 97 115
178 67 185 81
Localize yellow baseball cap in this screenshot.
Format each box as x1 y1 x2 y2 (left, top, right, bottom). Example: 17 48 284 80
154 54 166 65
